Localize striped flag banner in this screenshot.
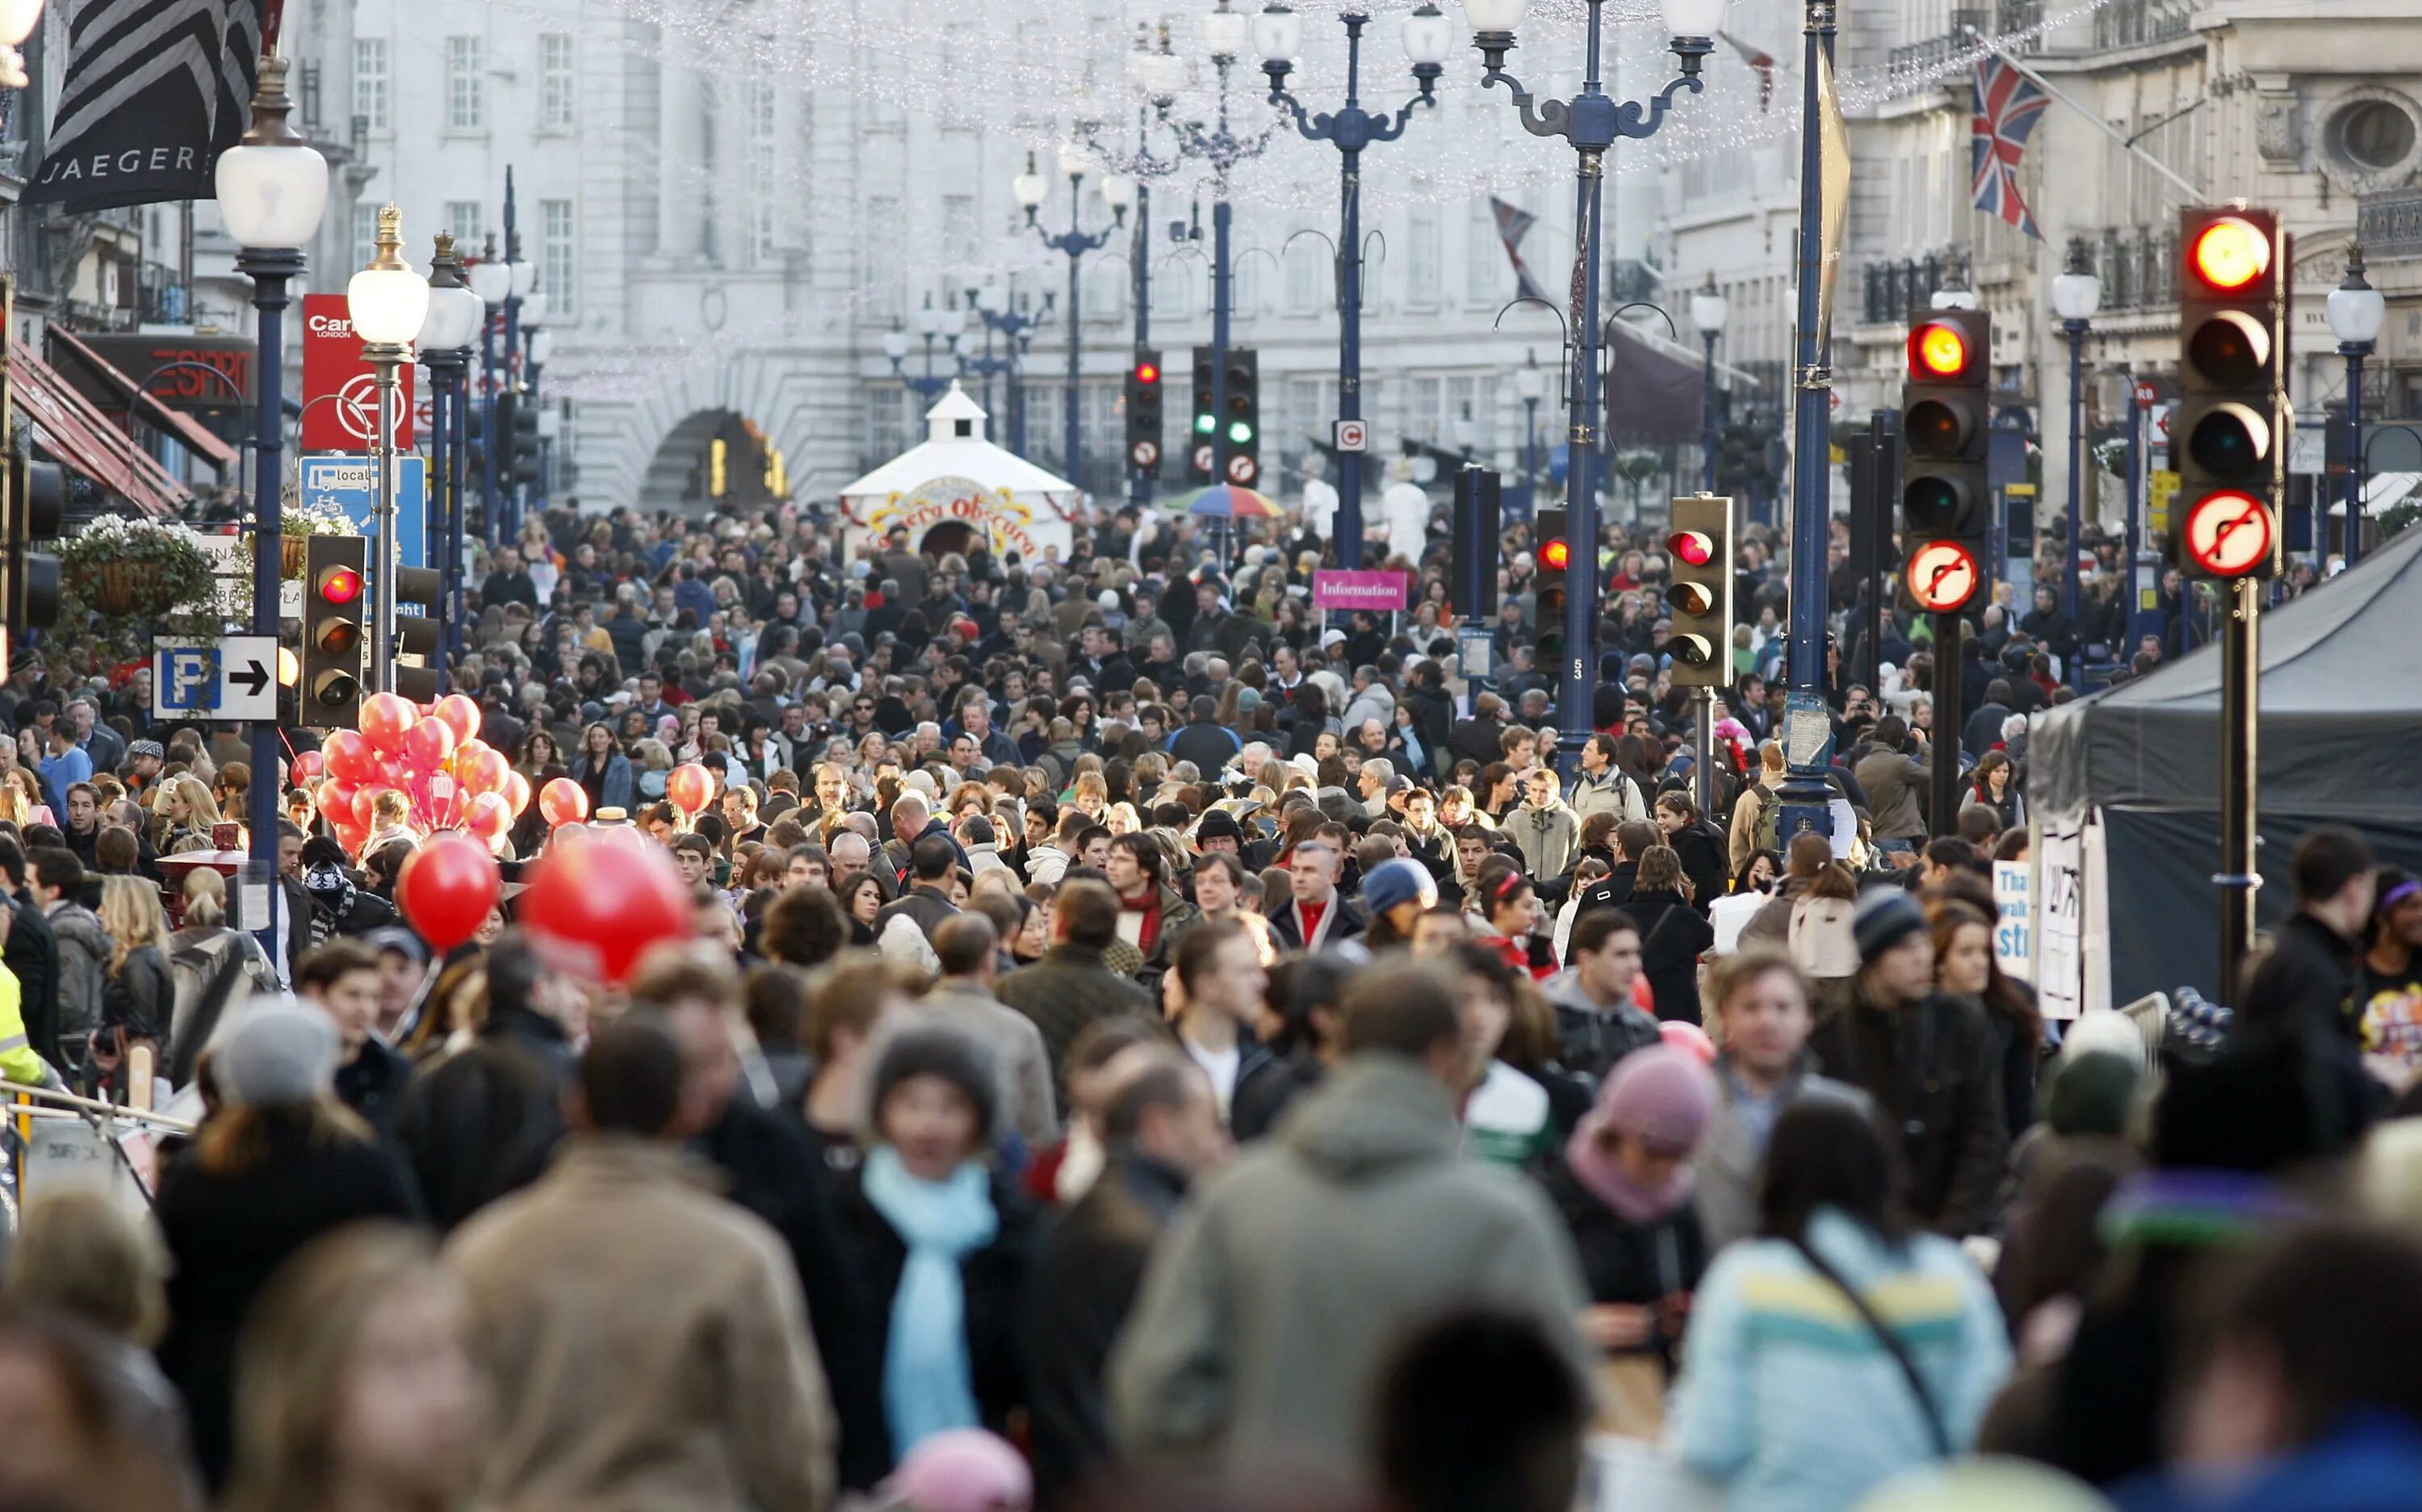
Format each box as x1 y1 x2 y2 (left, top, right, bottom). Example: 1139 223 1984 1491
22 0 265 212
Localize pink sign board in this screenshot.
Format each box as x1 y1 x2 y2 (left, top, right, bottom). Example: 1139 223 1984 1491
1312 569 1410 611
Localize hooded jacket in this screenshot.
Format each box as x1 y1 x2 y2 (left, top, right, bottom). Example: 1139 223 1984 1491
1107 1055 1591 1485
1540 967 1663 1085
1808 983 2009 1238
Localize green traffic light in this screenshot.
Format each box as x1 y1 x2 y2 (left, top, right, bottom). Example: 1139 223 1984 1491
1195 413 1215 435
1228 420 1254 446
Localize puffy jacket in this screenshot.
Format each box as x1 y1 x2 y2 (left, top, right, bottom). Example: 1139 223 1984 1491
1540 967 1662 1085
0 938 60 1086
1568 769 1647 830
1507 802 1581 882
1808 986 2009 1238
44 901 110 1052
1668 1206 2011 1512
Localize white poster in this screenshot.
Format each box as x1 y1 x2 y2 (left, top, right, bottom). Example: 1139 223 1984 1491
1993 861 2032 982
2035 824 2085 1020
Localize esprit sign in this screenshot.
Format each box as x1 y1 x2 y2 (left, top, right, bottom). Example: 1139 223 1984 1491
301 295 415 453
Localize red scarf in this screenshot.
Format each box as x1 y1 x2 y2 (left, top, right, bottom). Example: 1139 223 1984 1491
1122 886 1167 955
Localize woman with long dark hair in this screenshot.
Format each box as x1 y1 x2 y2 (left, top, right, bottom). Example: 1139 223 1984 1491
1930 898 2043 1134
574 723 635 814
1667 1098 2010 1509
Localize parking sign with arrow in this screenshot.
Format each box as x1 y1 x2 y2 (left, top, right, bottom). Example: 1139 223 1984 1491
152 635 279 722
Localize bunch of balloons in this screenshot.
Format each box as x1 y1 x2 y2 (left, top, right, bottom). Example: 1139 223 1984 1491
311 692 530 857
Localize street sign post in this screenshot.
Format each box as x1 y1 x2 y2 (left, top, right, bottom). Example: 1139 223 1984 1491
151 635 279 723
300 454 428 573
1335 419 1368 452
301 295 415 453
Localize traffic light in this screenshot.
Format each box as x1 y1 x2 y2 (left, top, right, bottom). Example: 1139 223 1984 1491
1451 466 1501 621
1125 349 1164 475
1897 308 1992 614
392 566 443 703
467 394 491 480
1533 505 1569 668
2170 207 2284 581
302 534 368 729
2 448 62 636
509 393 542 488
1189 345 1216 483
1224 348 1259 487
1664 494 1733 687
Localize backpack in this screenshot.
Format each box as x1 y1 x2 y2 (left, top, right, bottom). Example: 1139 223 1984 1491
1751 785 1783 855
1787 895 1859 980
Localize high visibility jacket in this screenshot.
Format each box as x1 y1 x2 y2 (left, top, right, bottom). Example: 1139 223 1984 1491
0 953 52 1085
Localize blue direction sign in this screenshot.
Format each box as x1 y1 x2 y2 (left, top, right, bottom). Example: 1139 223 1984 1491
299 454 427 571
152 635 279 722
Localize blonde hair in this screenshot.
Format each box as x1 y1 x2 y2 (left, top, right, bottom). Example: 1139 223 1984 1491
371 789 412 827
97 874 166 978
164 773 221 830
5 1190 170 1347
182 867 228 929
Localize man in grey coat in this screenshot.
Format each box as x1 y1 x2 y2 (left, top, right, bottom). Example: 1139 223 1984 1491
1692 946 1871 1251
909 914 1058 1147
1108 960 1591 1488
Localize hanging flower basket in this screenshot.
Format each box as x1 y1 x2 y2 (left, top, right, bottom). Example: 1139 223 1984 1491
69 559 166 615
57 516 220 625
279 493 361 578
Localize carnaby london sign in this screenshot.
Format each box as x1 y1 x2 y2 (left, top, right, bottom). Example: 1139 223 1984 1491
865 476 1049 559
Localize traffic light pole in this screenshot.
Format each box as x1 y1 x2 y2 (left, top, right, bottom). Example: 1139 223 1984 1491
235 245 300 965
2219 577 2259 998
1777 0 1836 837
1930 612 1963 837
1132 176 1155 511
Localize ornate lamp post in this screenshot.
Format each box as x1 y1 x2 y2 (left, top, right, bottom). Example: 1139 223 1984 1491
2051 237 2102 672
1259 2 1444 567
1691 272 1730 492
1020 144 1129 485
886 294 966 402
216 51 327 955
346 206 430 695
1467 0 1720 769
467 240 511 548
2328 245 2387 568
414 234 484 678
966 282 1053 458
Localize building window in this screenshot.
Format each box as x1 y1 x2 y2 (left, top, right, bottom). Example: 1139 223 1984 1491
540 34 576 131
867 195 903 320
1288 228 1323 315
446 36 484 131
749 82 777 262
941 195 977 262
351 202 379 271
352 39 388 132
541 200 576 315
1466 202 1501 304
443 201 484 249
2332 98 2418 174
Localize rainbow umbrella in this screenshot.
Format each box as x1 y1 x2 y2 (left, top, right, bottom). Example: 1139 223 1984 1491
1174 484 1283 519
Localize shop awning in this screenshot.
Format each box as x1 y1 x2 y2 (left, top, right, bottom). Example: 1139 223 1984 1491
7 338 188 518
44 328 240 471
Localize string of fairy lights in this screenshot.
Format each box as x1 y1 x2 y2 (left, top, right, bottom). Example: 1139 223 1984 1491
536 0 2131 403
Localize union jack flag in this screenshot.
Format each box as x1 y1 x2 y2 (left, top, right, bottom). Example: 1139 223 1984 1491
1971 55 2049 240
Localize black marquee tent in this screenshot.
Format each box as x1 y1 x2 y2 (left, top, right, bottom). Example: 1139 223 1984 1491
2030 522 2422 1004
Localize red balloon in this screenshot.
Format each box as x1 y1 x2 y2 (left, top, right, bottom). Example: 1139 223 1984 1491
519 829 692 984
403 715 457 770
466 791 512 840
459 748 508 799
502 770 533 818
1659 1020 1717 1066
291 750 325 781
360 692 416 754
323 730 376 785
538 777 590 827
351 786 382 830
665 763 716 816
433 693 483 747
333 820 371 857
396 831 501 953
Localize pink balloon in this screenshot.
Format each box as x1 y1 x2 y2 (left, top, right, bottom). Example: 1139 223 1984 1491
360 692 416 754
403 715 456 770
291 750 325 781
466 790 512 840
502 770 533 817
433 693 483 747
1659 1020 1716 1066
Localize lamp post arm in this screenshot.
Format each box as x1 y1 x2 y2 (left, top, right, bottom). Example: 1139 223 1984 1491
1481 69 1576 143
1613 71 1707 140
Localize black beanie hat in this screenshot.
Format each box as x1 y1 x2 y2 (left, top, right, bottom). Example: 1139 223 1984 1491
869 1021 1000 1144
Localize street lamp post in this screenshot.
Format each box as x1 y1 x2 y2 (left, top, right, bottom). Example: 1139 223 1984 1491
1515 350 1545 510
346 205 430 697
1468 0 1717 769
885 295 966 402
467 238 510 548
1019 145 1129 488
520 287 551 513
1691 272 1729 493
415 233 484 680
2328 245 2386 568
216 51 327 959
966 283 1052 457
2051 237 2101 677
1259 2 1444 568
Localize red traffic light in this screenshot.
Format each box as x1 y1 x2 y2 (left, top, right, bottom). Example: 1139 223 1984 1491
1904 541 1980 614
316 565 363 605
2181 489 2273 578
1908 321 1972 380
1667 530 1715 568
1540 538 1570 572
1134 359 1160 385
2189 217 2270 292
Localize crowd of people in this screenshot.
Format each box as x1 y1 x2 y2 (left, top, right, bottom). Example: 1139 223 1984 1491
0 492 2412 1512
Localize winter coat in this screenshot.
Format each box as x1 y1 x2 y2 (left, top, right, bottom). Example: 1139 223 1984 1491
1167 717 1244 776
1626 887 1715 1024
5 892 62 1072
1228 1051 1324 1142
1568 769 1648 830
44 900 109 1053
884 990 1059 1149
575 749 636 815
1263 894 1366 955
396 1004 579 1230
1107 1055 1592 1487
103 942 170 1045
1669 820 1731 915
1691 1057 1872 1252
1668 1206 2011 1512
1541 968 1664 1085
1542 1158 1709 1366
1024 1153 1189 1509
830 1160 1035 1460
996 945 1157 1116
874 884 959 944
1507 802 1582 882
446 1136 838 1512
157 1112 422 1489
1808 986 2009 1238
1854 747 1931 844
333 1036 413 1141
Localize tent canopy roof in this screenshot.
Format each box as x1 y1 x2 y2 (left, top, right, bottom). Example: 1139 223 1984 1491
839 380 1075 504
2030 523 2422 819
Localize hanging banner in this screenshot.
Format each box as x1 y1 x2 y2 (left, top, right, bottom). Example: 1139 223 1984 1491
21 0 267 212
2034 823 2085 1020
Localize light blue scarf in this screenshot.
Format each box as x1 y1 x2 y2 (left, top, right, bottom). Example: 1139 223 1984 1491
861 1144 999 1455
